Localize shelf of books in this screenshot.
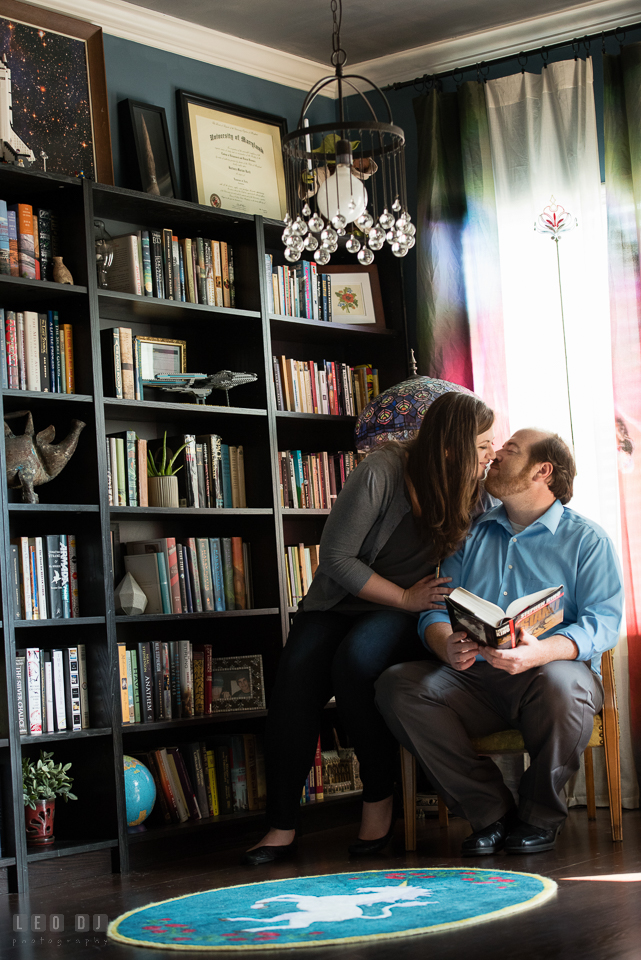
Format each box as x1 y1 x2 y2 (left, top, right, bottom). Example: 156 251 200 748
0 168 407 893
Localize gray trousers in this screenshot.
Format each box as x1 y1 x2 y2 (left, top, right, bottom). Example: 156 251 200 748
375 659 604 831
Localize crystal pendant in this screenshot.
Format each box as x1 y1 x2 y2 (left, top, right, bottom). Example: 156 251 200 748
345 234 361 254
302 202 312 218
406 235 416 249
281 226 293 243
391 241 409 258
357 246 375 264
304 234 319 251
405 222 416 237
290 219 304 237
368 225 386 250
378 209 395 230
287 236 305 254
395 214 409 231
285 246 301 262
386 230 396 243
308 214 324 233
336 226 346 237
356 211 374 231
283 213 292 224
325 239 338 253
314 247 331 265
392 198 402 212
320 226 338 244
331 213 347 231
296 217 309 235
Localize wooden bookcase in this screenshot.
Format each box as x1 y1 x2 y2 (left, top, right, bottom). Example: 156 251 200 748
0 165 408 893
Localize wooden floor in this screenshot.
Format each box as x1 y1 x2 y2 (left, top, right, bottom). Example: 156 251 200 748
1 808 640 959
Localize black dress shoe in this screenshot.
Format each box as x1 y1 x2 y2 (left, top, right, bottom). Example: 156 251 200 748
504 818 562 854
461 812 514 857
348 821 396 857
242 842 296 865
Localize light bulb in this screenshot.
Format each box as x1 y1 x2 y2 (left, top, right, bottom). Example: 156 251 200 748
317 163 368 224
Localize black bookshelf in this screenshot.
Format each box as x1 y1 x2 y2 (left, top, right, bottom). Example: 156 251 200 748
0 165 408 893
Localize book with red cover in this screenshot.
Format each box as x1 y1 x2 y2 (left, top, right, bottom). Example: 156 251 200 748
167 746 201 820
445 585 564 649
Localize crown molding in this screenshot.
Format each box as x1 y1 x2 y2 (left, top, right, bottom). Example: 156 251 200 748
17 0 641 97
356 0 641 89
14 0 331 94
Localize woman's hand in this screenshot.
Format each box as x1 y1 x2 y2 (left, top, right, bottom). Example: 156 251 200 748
400 573 453 612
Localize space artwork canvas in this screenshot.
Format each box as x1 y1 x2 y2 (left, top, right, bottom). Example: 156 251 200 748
0 16 94 178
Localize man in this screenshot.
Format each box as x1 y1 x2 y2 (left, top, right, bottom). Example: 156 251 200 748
375 429 623 855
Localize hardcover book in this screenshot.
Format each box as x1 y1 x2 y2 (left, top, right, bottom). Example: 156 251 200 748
445 585 564 649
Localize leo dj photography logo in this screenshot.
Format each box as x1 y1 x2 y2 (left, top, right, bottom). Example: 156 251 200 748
12 914 109 946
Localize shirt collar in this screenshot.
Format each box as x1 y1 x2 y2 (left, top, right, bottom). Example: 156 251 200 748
476 499 564 535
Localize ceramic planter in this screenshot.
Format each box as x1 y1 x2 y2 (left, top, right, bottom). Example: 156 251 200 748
148 475 179 508
25 798 55 845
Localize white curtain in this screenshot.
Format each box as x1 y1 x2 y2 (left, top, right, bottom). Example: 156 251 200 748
484 58 638 808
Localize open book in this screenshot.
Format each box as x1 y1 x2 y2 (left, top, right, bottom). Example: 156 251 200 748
445 585 564 649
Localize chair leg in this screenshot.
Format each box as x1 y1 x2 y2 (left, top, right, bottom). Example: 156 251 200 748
400 746 417 852
601 651 623 842
584 747 596 820
438 796 449 828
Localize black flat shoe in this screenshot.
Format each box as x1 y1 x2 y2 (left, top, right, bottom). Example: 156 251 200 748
242 842 297 866
504 818 562 854
348 820 396 857
461 811 515 857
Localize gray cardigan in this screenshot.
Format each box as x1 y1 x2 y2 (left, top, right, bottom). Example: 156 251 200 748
303 445 497 612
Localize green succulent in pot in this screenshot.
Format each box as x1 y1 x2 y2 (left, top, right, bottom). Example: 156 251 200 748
147 431 188 478
22 750 77 807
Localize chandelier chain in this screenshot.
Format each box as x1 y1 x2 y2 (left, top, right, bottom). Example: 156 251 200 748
330 0 347 68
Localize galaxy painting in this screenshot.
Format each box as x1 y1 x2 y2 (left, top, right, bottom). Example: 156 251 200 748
0 17 94 178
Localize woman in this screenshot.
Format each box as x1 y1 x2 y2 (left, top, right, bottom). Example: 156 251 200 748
245 392 496 864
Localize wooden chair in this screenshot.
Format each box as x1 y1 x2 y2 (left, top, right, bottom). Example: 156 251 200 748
401 649 622 849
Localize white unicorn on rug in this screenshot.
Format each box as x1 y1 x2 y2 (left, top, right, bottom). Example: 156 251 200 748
229 883 437 930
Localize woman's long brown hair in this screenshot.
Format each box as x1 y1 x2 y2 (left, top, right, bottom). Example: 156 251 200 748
405 392 494 561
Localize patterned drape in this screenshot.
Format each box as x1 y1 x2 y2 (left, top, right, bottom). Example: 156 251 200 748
604 46 641 775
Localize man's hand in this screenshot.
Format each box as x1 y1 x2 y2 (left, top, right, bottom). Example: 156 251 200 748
445 631 480 671
480 631 578 674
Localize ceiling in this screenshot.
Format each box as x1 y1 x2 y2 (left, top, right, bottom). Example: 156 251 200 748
120 0 610 65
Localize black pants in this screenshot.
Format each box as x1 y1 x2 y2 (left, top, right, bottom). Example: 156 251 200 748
376 659 604 831
264 608 427 830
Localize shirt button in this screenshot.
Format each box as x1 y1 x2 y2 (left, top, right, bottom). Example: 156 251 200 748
512 537 517 542
503 591 508 596
509 565 513 569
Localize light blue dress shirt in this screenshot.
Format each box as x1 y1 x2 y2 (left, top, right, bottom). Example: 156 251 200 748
418 500 624 677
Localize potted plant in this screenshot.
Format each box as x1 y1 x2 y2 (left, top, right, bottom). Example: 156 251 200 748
23 750 77 846
147 432 188 508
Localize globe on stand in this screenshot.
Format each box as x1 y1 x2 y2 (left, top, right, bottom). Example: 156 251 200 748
124 756 156 833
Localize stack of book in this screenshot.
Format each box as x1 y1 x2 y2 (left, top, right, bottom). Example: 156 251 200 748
285 542 320 606
107 432 247 509
279 449 360 509
131 733 266 823
2 309 75 392
105 230 235 305
120 535 253 615
264 254 336 322
16 645 89 735
0 201 60 281
272 355 380 415
10 535 80 620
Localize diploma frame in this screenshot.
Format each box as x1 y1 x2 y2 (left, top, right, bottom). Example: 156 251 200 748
178 90 287 219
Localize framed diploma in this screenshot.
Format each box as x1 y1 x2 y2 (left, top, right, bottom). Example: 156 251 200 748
179 91 287 220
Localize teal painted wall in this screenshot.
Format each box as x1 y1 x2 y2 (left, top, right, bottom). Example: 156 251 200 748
103 34 336 197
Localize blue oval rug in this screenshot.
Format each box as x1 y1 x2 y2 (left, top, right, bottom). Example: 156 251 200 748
108 867 556 950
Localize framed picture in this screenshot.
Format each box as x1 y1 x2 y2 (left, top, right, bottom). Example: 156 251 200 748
136 336 186 381
324 265 385 329
178 90 287 219
118 99 178 198
0 0 113 182
210 655 266 713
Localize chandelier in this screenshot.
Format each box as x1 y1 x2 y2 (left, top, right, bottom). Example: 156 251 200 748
281 0 413 266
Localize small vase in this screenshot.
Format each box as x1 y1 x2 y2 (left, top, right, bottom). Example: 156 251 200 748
52 256 73 285
25 799 55 845
148 475 179 508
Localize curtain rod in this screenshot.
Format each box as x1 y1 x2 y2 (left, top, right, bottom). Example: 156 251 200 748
384 20 641 91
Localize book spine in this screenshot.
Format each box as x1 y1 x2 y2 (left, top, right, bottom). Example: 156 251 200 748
183 544 193 613
153 749 180 821
59 535 71 618
171 236 181 301
206 749 220 816
137 642 154 722
193 651 204 717
119 327 135 400
9 203 36 278
141 230 153 295
186 539 202 612
162 228 174 299
168 747 201 819
77 644 90 728
38 313 49 392
66 646 82 731
117 643 129 723
209 538 226 611
63 324 75 393
176 544 187 612
162 642 172 719
196 538 214 612
231 537 247 610
151 229 165 298
67 535 80 618
123 431 137 506
6 311 18 389
169 640 181 717
52 649 67 731
0 200 9 275
152 641 164 719
155 552 172 614
26 648 42 734
23 312 41 391
43 660 54 732
221 538 236 610
196 237 207 303
15 657 27 734
7 209 18 276
179 640 194 718
130 648 141 723
125 650 135 723
229 735 248 811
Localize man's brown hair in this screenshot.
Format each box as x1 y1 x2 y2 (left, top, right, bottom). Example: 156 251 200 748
528 433 576 504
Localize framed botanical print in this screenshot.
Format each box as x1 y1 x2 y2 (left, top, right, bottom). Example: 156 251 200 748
0 0 113 182
179 90 287 219
119 99 178 198
324 264 385 328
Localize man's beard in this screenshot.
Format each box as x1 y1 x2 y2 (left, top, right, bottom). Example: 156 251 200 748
485 463 532 499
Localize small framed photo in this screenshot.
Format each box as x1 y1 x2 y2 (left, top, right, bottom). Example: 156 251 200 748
323 265 385 329
119 99 178 198
211 655 265 713
135 336 186 380
178 90 287 219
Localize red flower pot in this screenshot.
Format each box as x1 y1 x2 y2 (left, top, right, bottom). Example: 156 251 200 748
25 799 55 845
